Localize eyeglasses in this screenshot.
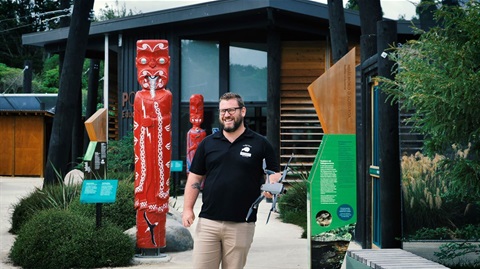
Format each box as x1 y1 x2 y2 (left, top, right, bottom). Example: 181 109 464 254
219 107 242 115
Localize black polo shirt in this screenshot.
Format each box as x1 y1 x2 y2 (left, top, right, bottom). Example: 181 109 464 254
189 127 280 223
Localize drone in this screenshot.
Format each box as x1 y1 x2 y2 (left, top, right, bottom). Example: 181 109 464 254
246 154 294 224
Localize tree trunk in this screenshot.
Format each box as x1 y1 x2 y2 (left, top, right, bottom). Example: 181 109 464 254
44 0 95 185
327 0 349 63
58 0 71 78
357 0 383 37
84 59 100 149
417 0 437 31
71 85 83 170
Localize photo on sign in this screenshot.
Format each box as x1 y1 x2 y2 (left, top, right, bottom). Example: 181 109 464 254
316 210 332 227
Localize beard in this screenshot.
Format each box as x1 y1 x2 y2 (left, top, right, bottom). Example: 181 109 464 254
221 116 243 133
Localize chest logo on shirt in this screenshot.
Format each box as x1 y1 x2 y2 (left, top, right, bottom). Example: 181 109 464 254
240 145 252 158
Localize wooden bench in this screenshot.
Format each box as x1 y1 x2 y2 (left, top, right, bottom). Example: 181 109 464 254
346 249 449 269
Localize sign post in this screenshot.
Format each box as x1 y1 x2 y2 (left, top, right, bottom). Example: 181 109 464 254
307 48 357 268
81 108 118 228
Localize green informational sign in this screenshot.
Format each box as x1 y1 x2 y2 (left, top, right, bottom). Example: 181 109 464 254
309 134 357 235
80 180 118 204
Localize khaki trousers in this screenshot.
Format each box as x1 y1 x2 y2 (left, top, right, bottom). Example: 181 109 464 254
193 217 256 269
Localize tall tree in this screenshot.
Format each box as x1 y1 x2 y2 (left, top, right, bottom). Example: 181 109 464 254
357 0 383 61
417 0 437 31
358 0 382 36
379 1 480 203
44 0 95 184
0 0 63 70
327 0 349 63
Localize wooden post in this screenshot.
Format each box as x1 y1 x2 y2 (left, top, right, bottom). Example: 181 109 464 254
267 25 281 160
377 20 401 248
356 33 377 249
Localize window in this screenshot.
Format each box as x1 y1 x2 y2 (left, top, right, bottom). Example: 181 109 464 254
181 40 219 102
229 43 267 102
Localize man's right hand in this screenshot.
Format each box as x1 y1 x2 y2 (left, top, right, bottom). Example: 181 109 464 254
182 209 195 227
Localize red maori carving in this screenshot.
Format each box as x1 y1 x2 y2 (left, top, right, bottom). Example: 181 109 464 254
186 94 206 174
133 39 171 249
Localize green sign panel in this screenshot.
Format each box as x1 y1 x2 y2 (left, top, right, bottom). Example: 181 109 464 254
83 141 107 180
309 134 357 235
80 180 118 204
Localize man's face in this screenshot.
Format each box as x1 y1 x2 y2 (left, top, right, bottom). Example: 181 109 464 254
218 99 244 133
135 40 170 91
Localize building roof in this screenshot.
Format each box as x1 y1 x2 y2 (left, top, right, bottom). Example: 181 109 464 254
0 94 57 116
22 0 417 50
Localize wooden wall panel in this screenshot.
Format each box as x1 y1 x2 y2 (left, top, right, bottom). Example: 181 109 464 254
280 41 328 174
14 117 44 176
280 41 360 177
0 117 15 175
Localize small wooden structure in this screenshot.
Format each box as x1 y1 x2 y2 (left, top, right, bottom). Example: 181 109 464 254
346 249 449 268
0 94 56 177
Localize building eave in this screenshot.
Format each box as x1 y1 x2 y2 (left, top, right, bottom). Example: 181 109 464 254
22 0 357 47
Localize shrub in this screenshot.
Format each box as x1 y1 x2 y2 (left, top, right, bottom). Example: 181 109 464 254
0 63 23 93
9 209 135 269
107 131 134 175
9 189 46 234
401 152 451 234
9 181 80 234
69 179 136 230
401 151 480 238
278 171 308 238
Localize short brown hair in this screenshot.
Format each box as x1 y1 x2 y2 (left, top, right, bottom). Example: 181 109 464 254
219 92 245 108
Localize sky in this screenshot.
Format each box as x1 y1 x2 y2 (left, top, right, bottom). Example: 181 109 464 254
93 0 420 21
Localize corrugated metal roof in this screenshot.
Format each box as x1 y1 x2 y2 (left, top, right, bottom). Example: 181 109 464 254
0 94 57 115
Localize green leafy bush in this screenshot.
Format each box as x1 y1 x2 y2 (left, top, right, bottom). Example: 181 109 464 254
9 190 45 234
436 239 480 269
379 2 480 203
107 131 134 178
409 225 480 241
401 151 480 238
9 182 80 234
69 179 136 230
401 152 451 234
408 227 454 240
278 173 308 238
0 63 23 93
38 67 59 93
9 209 135 269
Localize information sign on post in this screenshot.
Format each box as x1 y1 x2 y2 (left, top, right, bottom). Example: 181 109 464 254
82 108 111 228
307 48 357 269
80 180 118 204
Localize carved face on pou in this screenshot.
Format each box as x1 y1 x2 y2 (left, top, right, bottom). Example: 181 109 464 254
189 94 204 127
135 40 170 92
